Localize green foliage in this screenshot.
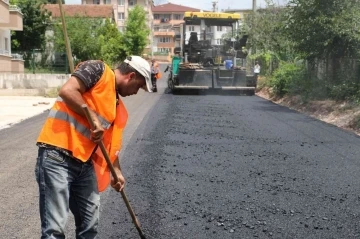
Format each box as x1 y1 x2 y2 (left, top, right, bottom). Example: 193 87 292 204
248 51 279 76
98 19 126 66
120 5 150 56
53 17 103 62
243 0 360 102
11 0 51 54
286 0 360 59
244 3 297 63
45 86 61 98
52 6 149 65
329 82 360 102
269 62 307 97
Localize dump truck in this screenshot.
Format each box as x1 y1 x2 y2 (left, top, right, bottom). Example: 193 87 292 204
167 12 256 95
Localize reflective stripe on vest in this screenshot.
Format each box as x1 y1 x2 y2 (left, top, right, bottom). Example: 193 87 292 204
56 97 112 129
48 109 91 139
37 62 117 162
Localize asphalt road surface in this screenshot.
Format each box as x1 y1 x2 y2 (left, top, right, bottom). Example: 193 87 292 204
1 66 360 239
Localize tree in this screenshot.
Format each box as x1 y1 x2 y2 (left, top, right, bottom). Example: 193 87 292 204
98 19 126 66
11 0 51 54
120 5 150 56
286 0 360 59
53 16 102 62
239 2 296 76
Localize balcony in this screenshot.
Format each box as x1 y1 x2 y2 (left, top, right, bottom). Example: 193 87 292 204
153 18 171 24
0 0 10 24
117 5 125 12
153 19 184 26
0 5 23 30
154 30 175 37
156 42 174 48
11 54 24 73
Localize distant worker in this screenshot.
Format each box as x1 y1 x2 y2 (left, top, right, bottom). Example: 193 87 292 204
254 61 261 81
224 59 233 70
151 58 161 92
35 56 152 238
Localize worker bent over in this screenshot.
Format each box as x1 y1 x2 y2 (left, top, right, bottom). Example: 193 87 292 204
35 56 152 239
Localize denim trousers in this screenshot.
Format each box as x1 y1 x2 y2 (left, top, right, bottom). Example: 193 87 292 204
35 147 100 239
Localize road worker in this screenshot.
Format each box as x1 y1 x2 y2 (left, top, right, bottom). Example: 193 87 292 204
35 56 152 238
150 58 161 92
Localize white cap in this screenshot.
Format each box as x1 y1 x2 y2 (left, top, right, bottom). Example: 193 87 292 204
124 56 152 92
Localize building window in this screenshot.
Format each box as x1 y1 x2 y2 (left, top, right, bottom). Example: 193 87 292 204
217 26 223 31
93 0 100 4
129 0 137 6
174 14 181 20
154 14 159 20
216 39 222 45
4 38 9 51
103 0 111 4
159 48 169 52
188 26 195 31
118 0 124 5
118 12 124 19
159 37 170 43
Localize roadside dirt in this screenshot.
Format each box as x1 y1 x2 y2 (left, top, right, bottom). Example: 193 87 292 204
257 87 360 136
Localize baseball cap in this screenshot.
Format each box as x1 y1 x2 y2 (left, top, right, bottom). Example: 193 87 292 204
124 56 152 92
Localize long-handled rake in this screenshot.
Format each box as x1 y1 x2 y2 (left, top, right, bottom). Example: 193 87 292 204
82 104 146 239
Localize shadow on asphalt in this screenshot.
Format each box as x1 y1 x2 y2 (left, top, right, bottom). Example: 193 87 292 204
166 88 255 96
253 100 301 113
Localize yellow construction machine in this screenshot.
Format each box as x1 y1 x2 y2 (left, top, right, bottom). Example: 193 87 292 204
167 11 256 94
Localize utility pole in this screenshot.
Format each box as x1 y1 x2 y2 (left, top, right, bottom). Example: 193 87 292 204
253 0 257 12
212 1 218 12
58 0 74 73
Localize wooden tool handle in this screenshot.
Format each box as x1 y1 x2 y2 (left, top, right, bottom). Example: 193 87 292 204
81 104 146 239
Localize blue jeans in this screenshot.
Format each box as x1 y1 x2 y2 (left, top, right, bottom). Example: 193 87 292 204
35 147 100 239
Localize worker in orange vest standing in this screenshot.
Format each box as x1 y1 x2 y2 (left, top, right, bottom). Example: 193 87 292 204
150 58 161 92
35 56 152 239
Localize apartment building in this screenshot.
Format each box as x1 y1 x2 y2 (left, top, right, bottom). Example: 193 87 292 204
0 0 23 73
151 3 200 55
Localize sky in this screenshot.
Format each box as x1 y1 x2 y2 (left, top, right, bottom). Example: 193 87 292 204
65 0 288 11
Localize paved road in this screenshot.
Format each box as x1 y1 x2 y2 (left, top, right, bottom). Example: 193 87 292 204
1 67 360 238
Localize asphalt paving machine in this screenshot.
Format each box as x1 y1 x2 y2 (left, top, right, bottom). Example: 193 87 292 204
167 12 256 94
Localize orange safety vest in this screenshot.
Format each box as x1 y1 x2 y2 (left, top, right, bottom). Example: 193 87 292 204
92 99 128 191
152 62 162 79
37 63 128 192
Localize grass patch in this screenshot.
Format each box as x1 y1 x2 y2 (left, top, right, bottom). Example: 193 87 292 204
45 87 61 98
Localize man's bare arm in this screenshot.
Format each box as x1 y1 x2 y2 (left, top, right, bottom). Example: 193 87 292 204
58 76 87 116
111 158 125 191
59 76 104 142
